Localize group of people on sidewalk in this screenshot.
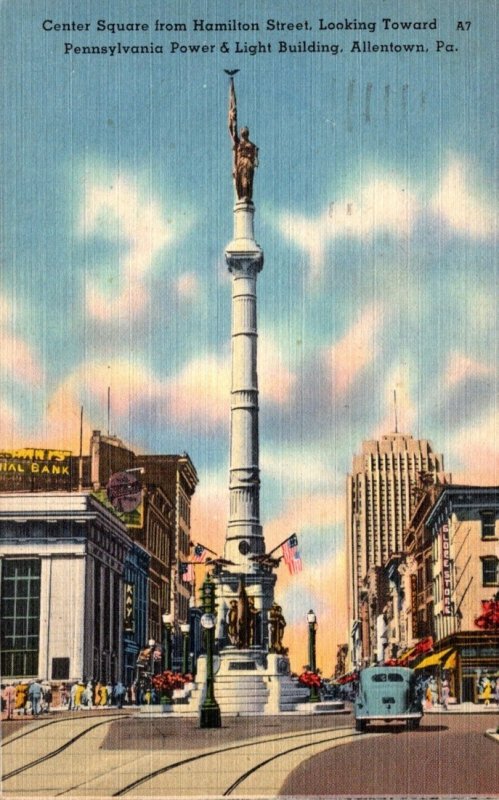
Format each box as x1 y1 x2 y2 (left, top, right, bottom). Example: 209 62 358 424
62 679 127 710
1 676 173 719
1 680 52 719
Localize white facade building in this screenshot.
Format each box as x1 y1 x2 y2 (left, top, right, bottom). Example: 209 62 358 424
0 492 132 683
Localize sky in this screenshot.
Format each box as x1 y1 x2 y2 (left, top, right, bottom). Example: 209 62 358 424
1 0 498 672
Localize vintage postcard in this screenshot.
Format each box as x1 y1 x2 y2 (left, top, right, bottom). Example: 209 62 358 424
1 0 498 798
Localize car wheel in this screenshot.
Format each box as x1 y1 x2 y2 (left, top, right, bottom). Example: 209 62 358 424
355 719 366 732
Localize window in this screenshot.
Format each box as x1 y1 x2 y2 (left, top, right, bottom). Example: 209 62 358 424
52 657 70 680
1 558 41 677
481 557 499 587
481 511 497 540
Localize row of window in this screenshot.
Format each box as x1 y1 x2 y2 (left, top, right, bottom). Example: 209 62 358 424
1 559 41 678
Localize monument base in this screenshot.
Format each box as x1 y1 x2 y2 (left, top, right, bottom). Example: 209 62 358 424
190 649 309 715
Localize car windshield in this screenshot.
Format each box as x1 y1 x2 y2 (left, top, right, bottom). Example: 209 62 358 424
371 673 405 682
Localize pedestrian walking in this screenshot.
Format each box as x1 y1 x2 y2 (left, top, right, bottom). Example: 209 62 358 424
43 685 53 713
59 683 68 708
481 678 492 705
106 682 113 706
2 683 16 720
15 682 29 715
440 679 450 710
74 681 85 710
114 681 125 709
28 680 43 716
83 680 94 709
494 679 499 706
99 683 108 706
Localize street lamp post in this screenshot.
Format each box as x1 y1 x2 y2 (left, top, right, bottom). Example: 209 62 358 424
307 610 320 703
180 623 190 675
199 574 221 728
162 613 174 672
148 638 156 678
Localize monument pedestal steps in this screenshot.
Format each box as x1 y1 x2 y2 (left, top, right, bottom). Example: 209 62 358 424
139 652 310 716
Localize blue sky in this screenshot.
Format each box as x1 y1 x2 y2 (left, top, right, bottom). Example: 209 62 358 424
1 0 498 668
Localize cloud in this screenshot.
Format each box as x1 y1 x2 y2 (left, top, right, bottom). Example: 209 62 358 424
325 304 385 398
278 176 418 283
277 156 497 284
0 334 43 385
265 491 345 547
0 293 12 325
430 157 496 239
0 400 18 441
259 332 297 404
443 352 493 389
81 175 186 320
449 409 499 485
166 354 231 426
175 272 201 302
190 469 228 555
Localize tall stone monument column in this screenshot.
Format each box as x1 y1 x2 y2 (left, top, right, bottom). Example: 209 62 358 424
214 76 276 651
225 202 265 568
190 77 309 713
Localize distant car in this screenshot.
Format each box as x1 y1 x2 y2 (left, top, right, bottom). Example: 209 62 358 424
354 666 423 732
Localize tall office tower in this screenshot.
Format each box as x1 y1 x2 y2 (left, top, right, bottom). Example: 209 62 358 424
346 433 447 658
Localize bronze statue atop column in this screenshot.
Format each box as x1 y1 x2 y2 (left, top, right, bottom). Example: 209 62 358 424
227 74 258 202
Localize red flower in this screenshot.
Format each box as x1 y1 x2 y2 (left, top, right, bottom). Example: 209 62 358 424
298 671 321 688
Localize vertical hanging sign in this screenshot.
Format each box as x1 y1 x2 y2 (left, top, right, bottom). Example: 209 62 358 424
441 524 452 616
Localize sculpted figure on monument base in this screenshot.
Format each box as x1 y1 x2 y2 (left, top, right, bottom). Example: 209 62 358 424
226 583 260 648
268 602 288 655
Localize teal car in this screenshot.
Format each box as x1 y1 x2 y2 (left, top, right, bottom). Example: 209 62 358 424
354 666 423 732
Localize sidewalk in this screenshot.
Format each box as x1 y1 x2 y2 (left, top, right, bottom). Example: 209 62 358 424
426 701 499 714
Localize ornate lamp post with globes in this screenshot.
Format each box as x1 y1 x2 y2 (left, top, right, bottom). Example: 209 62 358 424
307 610 320 703
199 574 221 728
180 623 190 675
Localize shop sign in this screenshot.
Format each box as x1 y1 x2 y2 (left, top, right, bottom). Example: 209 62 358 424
93 486 144 529
124 582 135 632
0 447 71 475
441 523 452 616
411 573 418 635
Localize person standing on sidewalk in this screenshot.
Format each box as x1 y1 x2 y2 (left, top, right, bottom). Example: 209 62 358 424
441 679 450 710
114 681 125 709
28 680 43 716
2 683 16 720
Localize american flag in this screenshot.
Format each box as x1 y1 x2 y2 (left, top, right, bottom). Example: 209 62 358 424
192 544 207 563
282 534 302 575
180 562 194 583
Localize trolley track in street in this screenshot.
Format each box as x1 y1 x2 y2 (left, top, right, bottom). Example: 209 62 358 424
111 725 361 796
2 714 132 781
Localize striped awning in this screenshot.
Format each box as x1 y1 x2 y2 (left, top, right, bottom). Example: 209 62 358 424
415 647 454 669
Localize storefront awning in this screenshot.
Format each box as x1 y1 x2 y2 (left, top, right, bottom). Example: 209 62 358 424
415 647 454 669
442 650 457 670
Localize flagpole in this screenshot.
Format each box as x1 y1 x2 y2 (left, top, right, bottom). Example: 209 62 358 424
267 533 297 558
194 542 219 558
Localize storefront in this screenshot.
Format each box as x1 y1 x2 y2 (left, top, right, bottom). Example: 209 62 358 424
415 632 499 703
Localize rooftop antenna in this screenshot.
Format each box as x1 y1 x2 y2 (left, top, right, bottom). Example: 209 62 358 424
107 386 111 437
78 405 84 491
393 389 399 434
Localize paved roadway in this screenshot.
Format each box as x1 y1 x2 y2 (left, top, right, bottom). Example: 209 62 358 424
280 713 499 797
1 709 498 797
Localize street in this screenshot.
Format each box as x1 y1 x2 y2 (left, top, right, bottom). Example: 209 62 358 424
1 709 498 797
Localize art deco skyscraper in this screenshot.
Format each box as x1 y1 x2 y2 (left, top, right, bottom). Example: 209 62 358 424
346 433 447 639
